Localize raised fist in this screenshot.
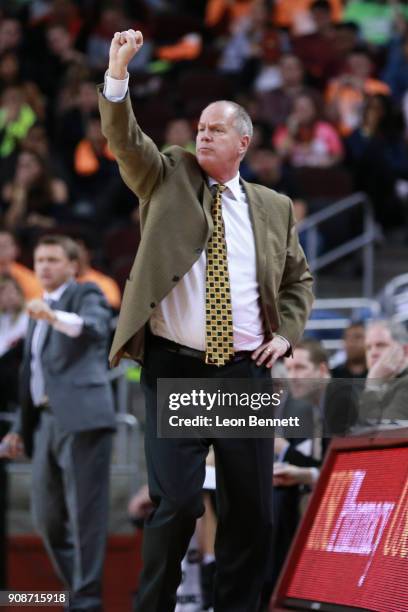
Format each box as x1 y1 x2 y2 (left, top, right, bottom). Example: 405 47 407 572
108 29 143 79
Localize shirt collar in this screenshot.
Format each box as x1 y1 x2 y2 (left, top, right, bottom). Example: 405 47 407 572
44 281 71 303
208 172 242 202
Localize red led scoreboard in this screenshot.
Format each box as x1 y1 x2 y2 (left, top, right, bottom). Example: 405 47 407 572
271 429 408 612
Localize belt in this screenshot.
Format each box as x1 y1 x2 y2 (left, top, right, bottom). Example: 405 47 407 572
150 335 252 364
36 401 52 413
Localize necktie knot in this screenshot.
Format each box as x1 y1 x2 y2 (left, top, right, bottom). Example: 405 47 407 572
213 183 226 196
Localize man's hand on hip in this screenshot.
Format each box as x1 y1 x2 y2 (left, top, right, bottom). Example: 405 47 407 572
252 336 288 368
108 29 143 79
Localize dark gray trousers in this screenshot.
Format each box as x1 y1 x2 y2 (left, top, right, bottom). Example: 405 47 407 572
31 412 112 612
136 341 274 612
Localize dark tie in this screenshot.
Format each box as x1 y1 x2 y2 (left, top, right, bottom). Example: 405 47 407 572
205 184 234 367
30 297 56 406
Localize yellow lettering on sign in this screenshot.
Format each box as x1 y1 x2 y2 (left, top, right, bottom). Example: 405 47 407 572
307 470 354 551
383 476 408 558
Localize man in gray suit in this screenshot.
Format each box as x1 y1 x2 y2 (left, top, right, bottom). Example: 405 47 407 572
2 235 116 612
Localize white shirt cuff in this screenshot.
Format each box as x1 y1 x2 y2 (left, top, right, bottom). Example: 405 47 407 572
309 467 320 485
53 311 84 337
104 72 129 102
275 335 290 351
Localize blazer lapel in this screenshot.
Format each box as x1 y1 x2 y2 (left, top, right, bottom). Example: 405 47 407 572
241 180 268 288
23 318 36 361
201 181 214 233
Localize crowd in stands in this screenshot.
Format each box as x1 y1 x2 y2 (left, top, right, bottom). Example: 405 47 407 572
1 0 408 286
2 0 408 604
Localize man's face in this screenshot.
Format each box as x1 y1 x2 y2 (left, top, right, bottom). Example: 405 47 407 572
34 245 75 292
285 348 327 398
0 233 17 272
344 325 366 362
365 325 396 369
0 280 22 311
280 56 303 87
196 102 249 179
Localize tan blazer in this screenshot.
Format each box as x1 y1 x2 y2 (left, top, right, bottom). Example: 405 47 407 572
98 90 314 366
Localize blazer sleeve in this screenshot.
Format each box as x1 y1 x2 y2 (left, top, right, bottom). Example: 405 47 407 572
75 284 112 341
98 87 168 201
276 198 314 348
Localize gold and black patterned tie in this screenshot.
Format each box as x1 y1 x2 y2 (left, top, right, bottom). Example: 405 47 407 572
205 183 234 366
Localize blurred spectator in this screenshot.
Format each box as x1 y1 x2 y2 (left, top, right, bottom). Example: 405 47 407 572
293 198 324 255
273 0 342 31
86 7 151 73
75 239 121 310
1 150 69 231
0 274 28 359
345 94 408 228
0 18 22 55
0 85 37 158
343 0 408 46
325 47 390 137
21 123 66 178
0 231 42 300
157 33 202 64
39 23 85 102
331 21 360 61
161 117 195 153
205 0 255 29
274 91 343 167
0 273 26 591
247 146 299 198
359 320 408 423
252 21 286 94
72 112 118 215
96 177 140 230
0 51 45 119
382 31 408 103
262 339 331 602
291 0 342 88
218 0 266 90
255 54 308 130
331 322 367 378
56 79 100 169
28 0 83 40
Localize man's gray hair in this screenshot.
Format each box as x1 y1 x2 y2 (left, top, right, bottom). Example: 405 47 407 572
218 100 253 139
366 318 408 344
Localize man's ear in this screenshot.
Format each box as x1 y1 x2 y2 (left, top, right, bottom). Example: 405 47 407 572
319 362 330 378
70 259 79 277
239 135 250 157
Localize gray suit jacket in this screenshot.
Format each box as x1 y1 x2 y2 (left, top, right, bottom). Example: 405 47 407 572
98 90 314 366
18 281 116 456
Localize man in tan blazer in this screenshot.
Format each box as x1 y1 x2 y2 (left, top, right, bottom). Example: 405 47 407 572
99 29 313 612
